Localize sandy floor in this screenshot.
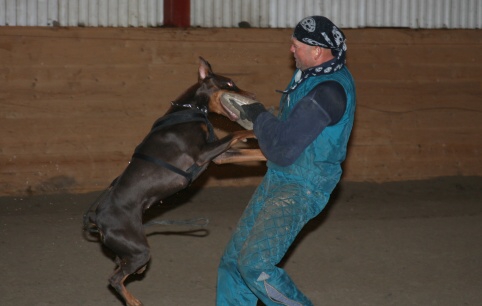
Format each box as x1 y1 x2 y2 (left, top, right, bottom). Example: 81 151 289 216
0 176 481 306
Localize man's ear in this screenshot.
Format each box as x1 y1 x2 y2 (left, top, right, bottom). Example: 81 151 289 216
319 47 335 62
198 57 213 81
313 46 323 60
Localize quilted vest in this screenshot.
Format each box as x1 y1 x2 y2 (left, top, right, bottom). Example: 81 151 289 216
268 66 356 194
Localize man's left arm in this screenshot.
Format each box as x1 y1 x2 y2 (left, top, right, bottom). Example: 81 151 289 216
249 81 347 166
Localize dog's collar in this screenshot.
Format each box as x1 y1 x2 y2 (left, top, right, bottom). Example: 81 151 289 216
150 109 213 140
171 102 208 115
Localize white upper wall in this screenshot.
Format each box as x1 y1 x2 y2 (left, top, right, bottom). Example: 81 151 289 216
0 0 480 29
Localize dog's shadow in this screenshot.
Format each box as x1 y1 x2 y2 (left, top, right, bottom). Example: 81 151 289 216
142 186 210 236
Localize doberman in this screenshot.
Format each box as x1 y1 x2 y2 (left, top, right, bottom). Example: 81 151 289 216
83 57 255 306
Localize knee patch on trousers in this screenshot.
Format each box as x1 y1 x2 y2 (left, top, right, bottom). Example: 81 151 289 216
257 272 303 306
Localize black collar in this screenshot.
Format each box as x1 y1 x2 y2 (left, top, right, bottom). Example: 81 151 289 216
171 102 209 115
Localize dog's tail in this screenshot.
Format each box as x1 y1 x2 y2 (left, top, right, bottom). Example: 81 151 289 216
83 211 99 233
83 179 117 233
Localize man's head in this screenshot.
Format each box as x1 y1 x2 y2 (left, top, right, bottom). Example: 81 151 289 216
290 16 346 71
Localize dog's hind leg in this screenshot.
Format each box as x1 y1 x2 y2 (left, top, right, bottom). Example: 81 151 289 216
109 251 150 306
105 232 151 306
110 270 143 306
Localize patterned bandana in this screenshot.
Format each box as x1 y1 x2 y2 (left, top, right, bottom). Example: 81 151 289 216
293 16 346 51
282 16 347 94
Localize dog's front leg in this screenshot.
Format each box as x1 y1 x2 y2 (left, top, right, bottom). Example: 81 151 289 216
212 148 266 164
197 130 256 166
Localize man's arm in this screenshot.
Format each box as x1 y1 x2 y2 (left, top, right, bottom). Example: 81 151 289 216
254 81 346 166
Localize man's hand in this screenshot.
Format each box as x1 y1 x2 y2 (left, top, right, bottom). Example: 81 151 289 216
239 103 267 122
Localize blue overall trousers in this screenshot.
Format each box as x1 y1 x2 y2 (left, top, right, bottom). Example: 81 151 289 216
217 67 356 306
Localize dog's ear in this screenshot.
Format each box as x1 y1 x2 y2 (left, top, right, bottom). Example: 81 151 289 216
198 57 213 81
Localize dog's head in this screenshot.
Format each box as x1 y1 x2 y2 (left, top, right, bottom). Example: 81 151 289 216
196 57 256 121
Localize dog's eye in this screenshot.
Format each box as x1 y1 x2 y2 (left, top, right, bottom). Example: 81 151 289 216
226 81 234 88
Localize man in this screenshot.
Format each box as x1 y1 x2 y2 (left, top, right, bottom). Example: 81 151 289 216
217 16 356 305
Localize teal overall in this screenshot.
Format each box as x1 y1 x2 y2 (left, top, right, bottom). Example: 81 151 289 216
217 66 356 306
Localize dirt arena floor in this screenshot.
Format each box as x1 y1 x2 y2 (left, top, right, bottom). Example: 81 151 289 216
1 176 481 306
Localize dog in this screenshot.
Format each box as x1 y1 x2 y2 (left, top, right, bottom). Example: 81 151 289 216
83 57 255 306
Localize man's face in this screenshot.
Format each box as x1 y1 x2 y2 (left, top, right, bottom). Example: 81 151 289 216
290 37 317 71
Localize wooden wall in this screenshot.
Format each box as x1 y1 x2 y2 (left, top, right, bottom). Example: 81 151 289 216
0 27 481 195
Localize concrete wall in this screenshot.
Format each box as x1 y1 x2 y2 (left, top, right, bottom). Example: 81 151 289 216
1 27 481 195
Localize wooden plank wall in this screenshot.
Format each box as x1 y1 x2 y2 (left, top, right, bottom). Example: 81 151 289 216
0 27 481 195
